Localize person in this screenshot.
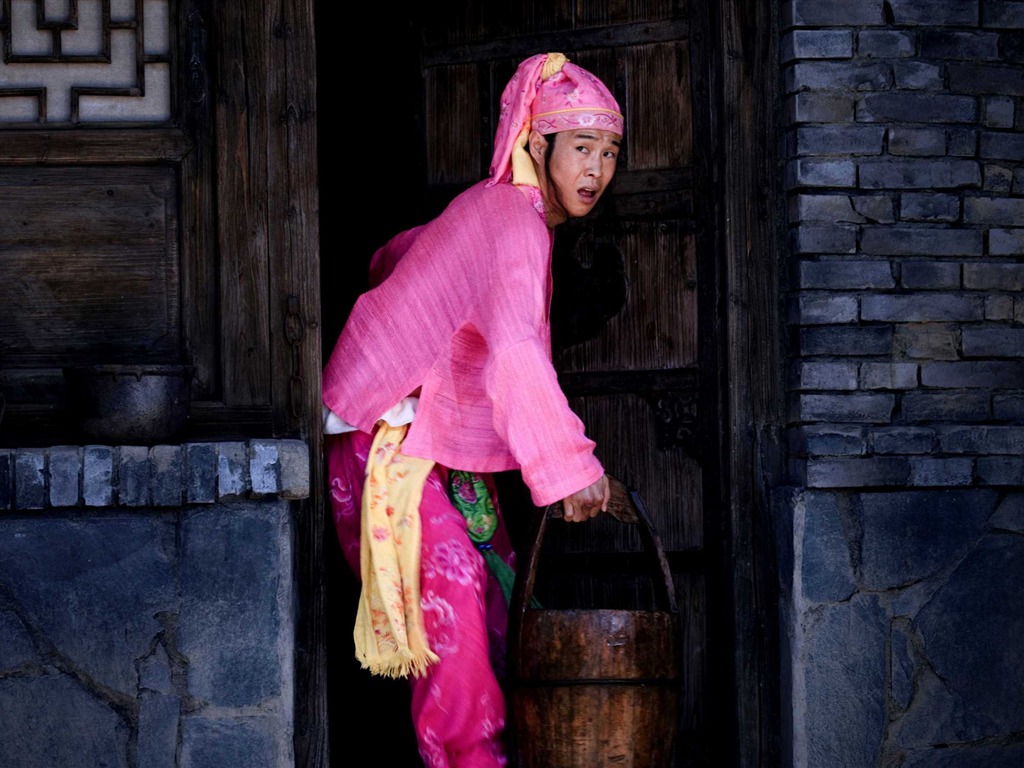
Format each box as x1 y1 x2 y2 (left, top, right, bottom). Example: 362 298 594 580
322 51 623 768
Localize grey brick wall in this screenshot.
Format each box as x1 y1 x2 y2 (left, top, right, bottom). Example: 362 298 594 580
780 2 1024 767
784 0 1024 491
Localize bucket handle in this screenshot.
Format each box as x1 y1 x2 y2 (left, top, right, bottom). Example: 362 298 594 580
508 474 679 647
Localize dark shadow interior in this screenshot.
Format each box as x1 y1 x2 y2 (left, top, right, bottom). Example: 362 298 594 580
316 7 425 764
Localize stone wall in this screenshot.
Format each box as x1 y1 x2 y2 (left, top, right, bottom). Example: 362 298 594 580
0 440 308 768
781 0 1024 766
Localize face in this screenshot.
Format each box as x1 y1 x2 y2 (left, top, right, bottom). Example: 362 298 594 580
530 128 621 227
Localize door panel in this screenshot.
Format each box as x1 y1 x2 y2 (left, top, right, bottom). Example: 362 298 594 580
0 166 180 380
555 220 698 371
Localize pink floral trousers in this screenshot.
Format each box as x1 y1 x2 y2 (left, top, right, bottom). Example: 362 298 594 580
326 430 515 768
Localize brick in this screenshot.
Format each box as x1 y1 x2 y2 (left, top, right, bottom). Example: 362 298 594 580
909 458 974 486
900 261 961 289
806 457 910 488
947 127 979 156
887 127 946 156
894 61 943 90
983 164 1015 192
792 193 895 223
984 1 1024 28
983 97 1017 127
986 294 1016 320
795 425 867 456
48 446 82 507
794 126 886 155
118 445 150 507
860 227 982 257
963 327 1024 357
920 31 1001 60
150 445 183 507
0 450 11 510
1004 32 1024 62
979 131 1024 159
217 441 250 501
964 262 1024 290
938 425 1024 454
278 439 311 500
83 445 114 507
797 294 860 324
794 361 860 390
857 93 978 123
977 457 1024 484
799 260 895 289
861 362 918 389
895 323 961 360
787 92 856 123
14 449 46 510
902 391 991 421
801 326 894 356
871 427 936 454
994 393 1024 419
1016 168 1024 194
964 196 1024 224
185 443 217 504
787 158 857 188
785 61 892 93
859 158 981 189
861 294 983 322
921 361 1024 388
851 195 898 223
250 440 282 497
888 0 978 25
858 30 916 58
791 223 858 254
798 393 895 422
949 63 1024 95
783 0 886 28
900 193 960 223
782 29 854 62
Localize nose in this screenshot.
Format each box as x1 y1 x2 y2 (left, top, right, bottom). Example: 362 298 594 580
585 153 602 178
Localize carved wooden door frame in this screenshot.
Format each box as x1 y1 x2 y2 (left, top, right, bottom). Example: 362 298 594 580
699 2 786 764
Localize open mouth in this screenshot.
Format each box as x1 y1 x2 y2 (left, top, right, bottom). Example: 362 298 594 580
578 187 598 202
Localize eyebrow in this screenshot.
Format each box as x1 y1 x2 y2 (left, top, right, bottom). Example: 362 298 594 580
574 131 621 147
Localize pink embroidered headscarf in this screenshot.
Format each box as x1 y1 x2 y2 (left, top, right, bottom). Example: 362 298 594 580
488 52 624 186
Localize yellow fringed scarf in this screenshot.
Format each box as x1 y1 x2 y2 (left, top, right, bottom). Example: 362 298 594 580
353 421 440 678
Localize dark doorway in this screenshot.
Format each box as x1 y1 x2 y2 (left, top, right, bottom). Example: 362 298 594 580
315 7 425 766
313 4 783 767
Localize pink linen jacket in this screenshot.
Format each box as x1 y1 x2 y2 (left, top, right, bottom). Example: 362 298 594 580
321 179 604 506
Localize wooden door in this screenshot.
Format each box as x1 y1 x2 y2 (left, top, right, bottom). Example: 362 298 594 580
318 3 785 767
407 4 785 767
415 13 718 767
318 3 738 767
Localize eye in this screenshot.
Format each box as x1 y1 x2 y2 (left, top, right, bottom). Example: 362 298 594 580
575 145 590 154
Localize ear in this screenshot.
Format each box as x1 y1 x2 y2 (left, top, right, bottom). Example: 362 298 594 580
527 129 549 162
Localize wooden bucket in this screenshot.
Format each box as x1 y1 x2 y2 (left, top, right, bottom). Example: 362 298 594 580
506 477 682 768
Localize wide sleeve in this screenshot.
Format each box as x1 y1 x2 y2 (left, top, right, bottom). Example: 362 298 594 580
485 338 605 506
476 194 605 506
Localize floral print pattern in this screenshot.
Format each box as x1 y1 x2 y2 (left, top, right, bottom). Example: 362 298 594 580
327 430 513 767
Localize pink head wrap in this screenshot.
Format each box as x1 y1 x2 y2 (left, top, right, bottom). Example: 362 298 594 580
488 52 624 186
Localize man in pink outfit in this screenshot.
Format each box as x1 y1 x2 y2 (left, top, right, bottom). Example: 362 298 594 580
323 52 624 767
